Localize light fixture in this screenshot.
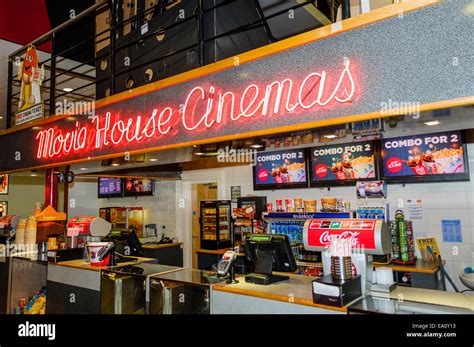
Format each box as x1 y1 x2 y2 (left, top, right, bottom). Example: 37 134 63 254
323 134 338 139
149 158 159 162
111 163 121 167
63 87 74 92
249 144 264 149
424 120 441 126
194 152 204 156
80 167 88 171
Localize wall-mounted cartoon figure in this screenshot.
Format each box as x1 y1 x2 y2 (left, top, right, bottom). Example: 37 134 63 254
18 46 45 111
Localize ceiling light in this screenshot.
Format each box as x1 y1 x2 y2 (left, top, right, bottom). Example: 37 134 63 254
149 158 159 162
111 163 121 167
424 120 440 126
249 144 264 149
323 134 338 139
63 87 74 92
194 152 204 156
80 168 87 171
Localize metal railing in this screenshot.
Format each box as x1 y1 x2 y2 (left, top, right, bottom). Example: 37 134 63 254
5 0 348 129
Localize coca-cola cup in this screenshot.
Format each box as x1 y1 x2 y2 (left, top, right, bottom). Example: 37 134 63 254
266 203 273 213
335 170 347 180
285 199 293 212
276 200 283 212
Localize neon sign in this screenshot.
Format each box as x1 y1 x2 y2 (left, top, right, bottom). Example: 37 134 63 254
35 59 356 160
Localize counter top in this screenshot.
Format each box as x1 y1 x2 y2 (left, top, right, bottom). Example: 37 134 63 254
143 242 182 249
212 273 348 313
54 256 156 272
151 268 227 286
387 286 474 311
374 259 443 274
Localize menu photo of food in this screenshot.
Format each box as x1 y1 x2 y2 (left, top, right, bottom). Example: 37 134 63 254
381 131 467 180
254 149 307 189
0 174 9 195
310 141 376 185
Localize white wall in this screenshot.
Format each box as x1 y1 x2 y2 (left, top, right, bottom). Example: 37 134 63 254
0 175 44 217
192 145 474 292
68 178 178 239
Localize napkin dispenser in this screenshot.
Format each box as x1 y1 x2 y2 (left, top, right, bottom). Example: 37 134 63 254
312 275 362 307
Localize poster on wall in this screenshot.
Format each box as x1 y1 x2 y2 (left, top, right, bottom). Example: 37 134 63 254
0 201 7 217
124 178 155 196
253 148 308 190
309 141 377 186
0 174 9 195
381 131 469 182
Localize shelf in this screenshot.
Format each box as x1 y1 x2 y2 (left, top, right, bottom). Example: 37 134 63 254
296 261 322 267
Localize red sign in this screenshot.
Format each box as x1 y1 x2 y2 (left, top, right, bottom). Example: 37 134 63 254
306 219 376 250
257 169 269 182
314 164 328 178
34 59 356 161
386 157 403 174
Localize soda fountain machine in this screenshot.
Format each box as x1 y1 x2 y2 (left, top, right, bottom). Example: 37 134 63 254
303 218 392 295
48 216 112 263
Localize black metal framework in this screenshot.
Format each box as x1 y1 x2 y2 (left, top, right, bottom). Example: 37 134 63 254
5 0 341 129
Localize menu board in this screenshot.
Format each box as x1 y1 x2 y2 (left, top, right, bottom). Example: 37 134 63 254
381 131 468 182
98 178 123 198
309 141 377 186
124 178 155 196
253 148 308 190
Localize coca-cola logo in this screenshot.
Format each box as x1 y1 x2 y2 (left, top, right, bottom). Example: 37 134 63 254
314 164 328 178
319 230 361 246
257 169 269 182
386 157 403 173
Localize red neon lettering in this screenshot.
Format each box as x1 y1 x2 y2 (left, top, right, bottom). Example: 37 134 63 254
35 59 357 160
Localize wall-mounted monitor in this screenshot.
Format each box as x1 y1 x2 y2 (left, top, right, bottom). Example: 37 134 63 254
309 140 378 187
253 148 308 190
381 130 469 183
123 178 155 197
98 177 123 198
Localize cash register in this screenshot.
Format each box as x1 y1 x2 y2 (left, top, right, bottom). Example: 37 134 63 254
243 234 297 285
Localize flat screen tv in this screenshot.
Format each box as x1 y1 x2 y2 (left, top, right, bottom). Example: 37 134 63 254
381 130 469 183
309 140 378 187
123 178 155 197
253 148 308 190
98 177 123 198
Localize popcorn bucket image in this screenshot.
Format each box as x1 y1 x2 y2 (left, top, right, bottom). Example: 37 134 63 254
352 162 375 179
343 168 355 179
439 154 464 174
423 161 438 174
433 156 451 173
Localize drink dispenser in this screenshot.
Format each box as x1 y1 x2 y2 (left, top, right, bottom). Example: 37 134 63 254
66 216 112 248
303 219 391 293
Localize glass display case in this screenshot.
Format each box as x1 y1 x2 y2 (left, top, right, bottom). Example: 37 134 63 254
200 200 231 250
99 207 143 237
127 207 144 237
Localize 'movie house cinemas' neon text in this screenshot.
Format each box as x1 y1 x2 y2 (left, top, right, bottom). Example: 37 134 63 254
36 59 356 160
